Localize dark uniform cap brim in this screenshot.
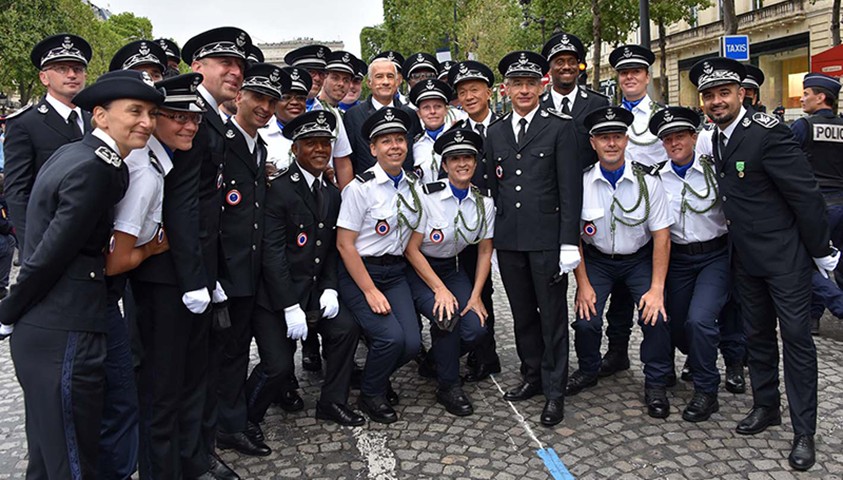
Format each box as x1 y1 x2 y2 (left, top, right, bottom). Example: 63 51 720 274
72 70 165 111
609 45 655 71
433 128 483 158
155 73 207 112
584 106 634 136
181 26 251 64
409 79 453 107
689 57 746 92
803 73 842 97
448 61 494 88
155 38 181 62
109 40 167 74
403 53 441 77
542 32 585 63
648 106 700 138
31 34 92 69
280 67 313 95
282 110 338 141
498 51 549 78
741 65 764 89
284 45 331 71
374 51 406 73
242 62 286 99
353 58 368 79
325 51 359 75
362 107 413 140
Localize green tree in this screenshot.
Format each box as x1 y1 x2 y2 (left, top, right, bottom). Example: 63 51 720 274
360 24 388 62
651 0 711 101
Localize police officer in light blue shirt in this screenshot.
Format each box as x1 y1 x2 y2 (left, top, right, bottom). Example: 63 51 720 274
569 106 674 419
336 106 423 424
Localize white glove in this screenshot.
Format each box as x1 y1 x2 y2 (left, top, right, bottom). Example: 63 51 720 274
182 288 211 314
814 249 841 279
212 281 228 304
284 304 309 341
558 244 581 274
0 323 13 340
491 249 500 276
319 289 340 319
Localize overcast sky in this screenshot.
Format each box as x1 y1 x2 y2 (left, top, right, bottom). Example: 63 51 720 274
99 0 384 57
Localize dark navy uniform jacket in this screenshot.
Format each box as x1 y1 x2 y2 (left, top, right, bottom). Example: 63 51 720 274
0 134 128 331
256 162 339 313
342 95 420 175
541 87 609 169
714 111 832 277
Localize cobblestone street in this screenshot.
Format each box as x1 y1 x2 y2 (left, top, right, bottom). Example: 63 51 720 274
0 271 842 479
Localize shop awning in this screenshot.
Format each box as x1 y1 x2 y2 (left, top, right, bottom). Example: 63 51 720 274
812 45 843 77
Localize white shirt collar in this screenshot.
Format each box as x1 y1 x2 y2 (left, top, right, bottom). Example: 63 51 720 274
372 161 408 186
92 128 121 156
588 160 635 186
511 104 540 130
147 135 174 176
296 161 323 189
197 85 220 116
45 92 83 126
551 85 578 111
371 96 395 111
469 110 493 129
438 181 476 203
231 117 257 154
718 106 747 142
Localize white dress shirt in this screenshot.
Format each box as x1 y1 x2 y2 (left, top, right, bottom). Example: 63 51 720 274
412 131 440 183
46 93 84 133
581 162 673 255
624 94 669 167
114 136 173 245
658 154 728 245
510 104 540 140
415 183 495 259
337 162 423 257
260 118 294 170
550 86 578 112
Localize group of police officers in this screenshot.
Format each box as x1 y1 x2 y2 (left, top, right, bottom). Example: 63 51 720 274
0 23 840 479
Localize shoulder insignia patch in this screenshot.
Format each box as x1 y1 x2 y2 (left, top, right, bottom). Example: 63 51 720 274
540 109 549 118
267 165 290 183
422 181 446 195
290 171 300 183
37 104 49 114
741 117 751 128
752 112 779 129
541 93 549 102
5 104 32 120
225 129 236 139
488 112 511 129
95 146 122 168
546 108 572 120
632 161 660 176
354 170 376 183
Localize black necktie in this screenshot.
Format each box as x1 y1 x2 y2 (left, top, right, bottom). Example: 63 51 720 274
312 178 324 220
67 110 83 138
517 118 527 145
475 123 486 139
718 132 728 155
561 97 571 115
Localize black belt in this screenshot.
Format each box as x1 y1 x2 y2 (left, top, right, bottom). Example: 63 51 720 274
362 254 405 266
424 255 459 271
584 241 652 261
671 235 728 256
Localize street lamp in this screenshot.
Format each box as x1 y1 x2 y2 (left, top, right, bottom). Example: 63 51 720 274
518 0 546 44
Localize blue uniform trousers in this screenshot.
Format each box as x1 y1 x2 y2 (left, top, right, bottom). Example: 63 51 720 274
98 302 139 479
406 256 487 388
666 246 730 394
339 258 420 398
572 245 672 387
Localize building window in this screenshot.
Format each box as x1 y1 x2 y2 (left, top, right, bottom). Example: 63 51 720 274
753 0 764 9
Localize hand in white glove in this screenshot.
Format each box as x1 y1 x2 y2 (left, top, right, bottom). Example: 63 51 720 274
319 289 340 319
0 323 13 340
212 281 228 304
182 288 211 314
558 244 581 274
284 304 309 341
814 248 841 279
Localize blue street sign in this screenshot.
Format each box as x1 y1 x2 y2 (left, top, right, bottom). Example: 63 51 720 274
722 35 750 61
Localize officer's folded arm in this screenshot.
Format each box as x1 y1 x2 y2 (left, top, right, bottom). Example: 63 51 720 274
639 227 670 326
573 240 597 321
105 230 170 276
404 231 458 323
337 227 391 315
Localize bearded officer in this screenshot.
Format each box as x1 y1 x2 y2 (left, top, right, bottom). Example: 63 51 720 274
691 57 837 471
4 33 92 258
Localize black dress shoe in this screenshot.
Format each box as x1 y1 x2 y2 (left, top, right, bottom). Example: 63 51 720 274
275 389 304 412
503 381 542 401
245 420 264 442
736 407 781 435
436 385 474 416
358 395 398 424
463 360 501 383
665 371 677 388
724 364 745 394
788 434 815 471
540 399 564 427
316 402 366 426
302 353 322 372
386 384 400 406
565 370 598 396
216 431 271 457
466 351 478 369
207 452 240 480
680 361 693 382
598 349 630 377
682 391 719 422
645 387 670 419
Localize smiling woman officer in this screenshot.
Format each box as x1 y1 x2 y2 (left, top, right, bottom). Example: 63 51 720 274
336 106 423 424
0 69 163 480
404 127 493 417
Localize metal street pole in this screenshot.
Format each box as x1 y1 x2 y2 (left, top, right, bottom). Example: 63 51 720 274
640 0 650 49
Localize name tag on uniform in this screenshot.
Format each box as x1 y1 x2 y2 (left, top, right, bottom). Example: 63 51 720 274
813 124 843 143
